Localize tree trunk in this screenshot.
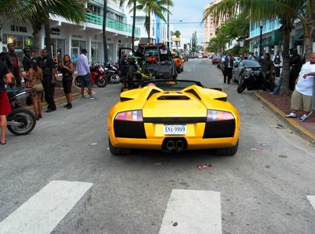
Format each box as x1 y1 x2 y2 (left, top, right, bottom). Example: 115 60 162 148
131 0 136 50
44 21 52 55
146 15 150 43
32 22 42 56
103 0 108 64
280 27 291 96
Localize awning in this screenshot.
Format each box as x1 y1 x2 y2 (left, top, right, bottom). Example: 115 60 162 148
262 37 272 46
253 41 259 48
293 31 303 43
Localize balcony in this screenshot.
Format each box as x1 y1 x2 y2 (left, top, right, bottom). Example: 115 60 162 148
85 12 140 37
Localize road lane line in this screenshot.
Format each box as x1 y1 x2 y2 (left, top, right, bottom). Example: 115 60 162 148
159 189 222 234
307 195 315 210
0 180 93 234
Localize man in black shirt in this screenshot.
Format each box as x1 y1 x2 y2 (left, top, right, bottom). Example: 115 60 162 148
5 43 20 87
37 49 57 112
289 48 303 91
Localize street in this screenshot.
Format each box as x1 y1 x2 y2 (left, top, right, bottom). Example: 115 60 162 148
0 58 314 234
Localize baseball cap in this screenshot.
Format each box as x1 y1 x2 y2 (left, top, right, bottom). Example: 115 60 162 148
81 49 88 53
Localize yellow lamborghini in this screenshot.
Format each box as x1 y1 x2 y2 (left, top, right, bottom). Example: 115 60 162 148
108 80 240 156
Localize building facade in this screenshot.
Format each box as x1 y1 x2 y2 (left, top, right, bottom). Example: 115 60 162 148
0 0 141 68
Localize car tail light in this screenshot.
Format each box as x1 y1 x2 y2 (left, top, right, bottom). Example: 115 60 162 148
115 110 143 122
207 110 234 122
243 68 251 72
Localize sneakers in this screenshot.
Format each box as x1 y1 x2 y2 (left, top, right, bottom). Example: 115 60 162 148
89 95 96 100
80 96 86 100
285 112 297 118
300 114 308 121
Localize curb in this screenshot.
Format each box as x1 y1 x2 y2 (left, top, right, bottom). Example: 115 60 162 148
255 93 315 143
25 85 82 111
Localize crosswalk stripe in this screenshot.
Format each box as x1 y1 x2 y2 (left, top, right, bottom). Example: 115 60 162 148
0 180 93 234
307 195 315 210
159 189 222 234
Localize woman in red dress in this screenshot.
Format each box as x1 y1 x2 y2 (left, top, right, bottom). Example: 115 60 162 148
0 60 13 145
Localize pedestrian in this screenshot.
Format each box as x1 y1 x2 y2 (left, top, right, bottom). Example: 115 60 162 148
285 53 315 121
27 60 44 120
0 60 14 145
270 71 283 95
4 43 21 87
59 54 74 109
289 48 303 91
273 50 281 78
260 53 274 91
77 49 95 100
120 51 129 89
224 51 234 84
37 49 57 112
22 48 32 86
22 48 32 72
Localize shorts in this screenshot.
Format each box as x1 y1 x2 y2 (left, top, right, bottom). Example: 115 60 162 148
62 80 72 94
79 73 93 88
291 89 312 112
0 92 12 115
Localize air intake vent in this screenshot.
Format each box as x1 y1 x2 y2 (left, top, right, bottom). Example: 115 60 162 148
157 96 190 100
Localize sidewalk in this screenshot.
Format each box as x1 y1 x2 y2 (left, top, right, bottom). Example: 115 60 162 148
256 91 315 144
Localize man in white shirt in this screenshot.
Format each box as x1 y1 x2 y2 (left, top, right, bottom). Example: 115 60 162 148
286 53 315 120
77 49 95 100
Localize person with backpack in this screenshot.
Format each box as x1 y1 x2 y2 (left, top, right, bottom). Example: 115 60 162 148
37 49 57 113
273 50 281 78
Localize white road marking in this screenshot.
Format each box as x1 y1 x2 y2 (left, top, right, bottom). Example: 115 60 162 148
0 180 93 234
159 189 222 234
307 195 315 210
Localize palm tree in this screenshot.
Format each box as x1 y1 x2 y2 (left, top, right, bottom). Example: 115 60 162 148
203 0 311 96
103 0 108 64
136 0 173 43
120 0 138 50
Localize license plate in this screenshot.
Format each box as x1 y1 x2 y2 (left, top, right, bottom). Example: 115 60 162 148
164 124 186 135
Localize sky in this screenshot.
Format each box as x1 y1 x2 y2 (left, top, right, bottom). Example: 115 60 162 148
169 0 212 45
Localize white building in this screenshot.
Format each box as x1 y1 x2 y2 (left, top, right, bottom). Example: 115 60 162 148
0 0 141 66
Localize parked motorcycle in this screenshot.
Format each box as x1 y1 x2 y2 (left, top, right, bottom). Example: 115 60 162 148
75 64 108 88
237 69 274 93
105 62 121 84
6 87 36 135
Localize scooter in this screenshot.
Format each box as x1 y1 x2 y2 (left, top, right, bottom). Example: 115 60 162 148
237 69 274 93
75 64 108 88
105 62 121 84
6 87 36 135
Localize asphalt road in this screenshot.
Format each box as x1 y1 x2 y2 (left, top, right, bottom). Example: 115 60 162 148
0 58 314 234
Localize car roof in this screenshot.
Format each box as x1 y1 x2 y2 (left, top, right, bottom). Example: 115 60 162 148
240 60 260 67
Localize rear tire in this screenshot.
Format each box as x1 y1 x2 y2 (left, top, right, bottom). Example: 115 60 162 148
216 140 239 156
7 108 36 135
74 76 81 87
96 77 108 87
108 138 131 155
237 79 247 93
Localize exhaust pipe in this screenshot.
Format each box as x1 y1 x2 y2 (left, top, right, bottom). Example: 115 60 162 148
166 140 175 152
175 140 184 152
